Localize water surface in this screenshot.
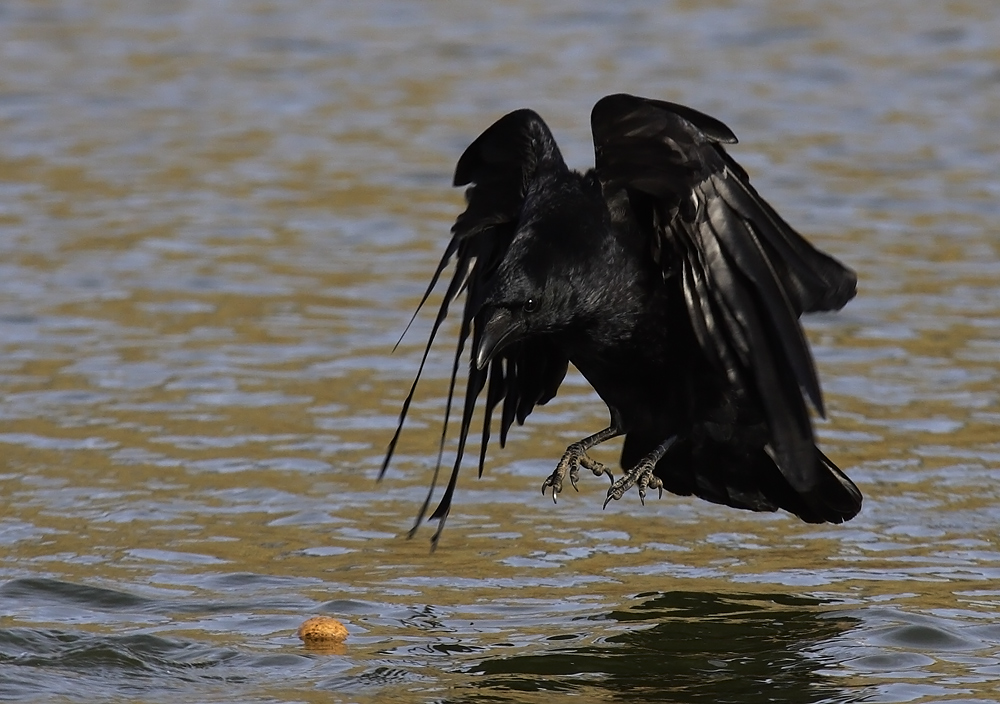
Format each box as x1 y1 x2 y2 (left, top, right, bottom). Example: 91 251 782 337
2 1 1000 702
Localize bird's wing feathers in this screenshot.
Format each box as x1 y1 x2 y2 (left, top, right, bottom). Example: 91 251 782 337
592 95 856 315
591 93 856 493
382 109 569 546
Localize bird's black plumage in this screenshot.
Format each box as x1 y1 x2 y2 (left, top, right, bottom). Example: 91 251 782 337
382 94 862 547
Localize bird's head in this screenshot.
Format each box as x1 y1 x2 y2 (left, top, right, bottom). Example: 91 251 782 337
473 185 608 370
473 263 551 370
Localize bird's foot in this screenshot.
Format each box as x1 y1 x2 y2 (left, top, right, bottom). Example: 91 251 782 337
603 459 663 508
542 443 614 503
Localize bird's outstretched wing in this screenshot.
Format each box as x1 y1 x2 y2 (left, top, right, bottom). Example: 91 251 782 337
590 93 857 496
382 109 569 546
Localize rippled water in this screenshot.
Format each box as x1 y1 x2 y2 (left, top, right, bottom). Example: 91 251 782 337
1 0 1000 702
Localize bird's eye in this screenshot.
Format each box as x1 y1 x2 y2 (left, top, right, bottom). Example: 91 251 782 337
523 298 537 313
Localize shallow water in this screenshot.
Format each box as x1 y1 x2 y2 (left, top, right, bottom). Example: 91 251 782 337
1 0 1000 701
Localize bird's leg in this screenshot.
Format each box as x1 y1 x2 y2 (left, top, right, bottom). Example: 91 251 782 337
604 435 677 508
542 426 621 502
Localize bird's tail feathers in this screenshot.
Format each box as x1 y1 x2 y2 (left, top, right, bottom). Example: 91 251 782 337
647 436 861 524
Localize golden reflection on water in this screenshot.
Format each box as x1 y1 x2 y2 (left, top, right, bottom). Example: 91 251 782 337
1 0 1000 701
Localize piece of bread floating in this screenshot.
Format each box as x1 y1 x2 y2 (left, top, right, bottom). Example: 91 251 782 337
298 616 349 644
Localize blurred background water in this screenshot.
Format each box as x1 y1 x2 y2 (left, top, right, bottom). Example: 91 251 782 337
1 0 999 702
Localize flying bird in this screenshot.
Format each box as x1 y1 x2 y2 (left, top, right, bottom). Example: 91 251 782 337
382 93 862 547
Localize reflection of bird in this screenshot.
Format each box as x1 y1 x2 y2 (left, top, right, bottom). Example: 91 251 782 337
473 591 855 702
383 93 862 546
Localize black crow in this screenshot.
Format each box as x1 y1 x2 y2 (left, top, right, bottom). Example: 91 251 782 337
383 93 861 547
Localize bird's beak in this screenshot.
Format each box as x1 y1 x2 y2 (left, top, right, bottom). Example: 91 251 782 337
474 306 521 370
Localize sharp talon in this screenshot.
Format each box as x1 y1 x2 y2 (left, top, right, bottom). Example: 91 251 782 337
602 457 663 506
645 474 664 500
543 441 611 504
604 481 625 508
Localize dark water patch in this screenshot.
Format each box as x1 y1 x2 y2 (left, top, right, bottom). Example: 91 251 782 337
0 627 327 702
846 651 936 672
873 623 978 651
0 575 334 623
466 591 860 703
0 578 153 611
862 609 992 653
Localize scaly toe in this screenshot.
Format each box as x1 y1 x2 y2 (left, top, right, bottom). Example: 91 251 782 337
540 473 563 502
568 464 581 491
647 474 664 500
603 477 631 509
